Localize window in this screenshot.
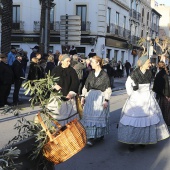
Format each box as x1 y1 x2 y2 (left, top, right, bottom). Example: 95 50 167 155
50 7 54 30
142 8 144 23
123 16 126 29
13 5 20 29
107 7 111 33
141 30 143 37
116 12 119 26
76 5 87 31
114 50 118 62
121 51 125 63
147 12 149 26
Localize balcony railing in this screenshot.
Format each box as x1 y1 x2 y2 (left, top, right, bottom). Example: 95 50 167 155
12 21 24 31
130 35 140 45
108 23 130 39
81 21 91 32
130 9 141 21
33 21 90 33
33 21 60 32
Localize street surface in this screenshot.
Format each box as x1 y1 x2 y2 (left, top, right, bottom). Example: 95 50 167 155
55 90 170 170
1 77 170 170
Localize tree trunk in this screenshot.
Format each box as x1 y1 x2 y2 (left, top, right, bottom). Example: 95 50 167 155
1 0 13 55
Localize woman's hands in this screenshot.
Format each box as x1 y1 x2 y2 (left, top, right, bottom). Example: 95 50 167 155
81 97 85 106
103 101 108 108
166 96 170 102
66 93 73 99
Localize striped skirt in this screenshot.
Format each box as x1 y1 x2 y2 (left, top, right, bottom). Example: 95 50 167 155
81 90 110 139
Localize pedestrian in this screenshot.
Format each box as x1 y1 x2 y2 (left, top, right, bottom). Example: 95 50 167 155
69 45 77 55
50 54 79 125
117 61 123 77
80 56 112 146
153 61 170 126
88 48 96 58
118 56 170 151
0 54 14 107
7 47 16 66
53 50 60 65
27 57 44 81
45 55 56 74
70 54 86 95
102 59 115 88
12 53 25 105
124 60 131 77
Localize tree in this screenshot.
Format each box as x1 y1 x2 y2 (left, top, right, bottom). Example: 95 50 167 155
1 0 13 54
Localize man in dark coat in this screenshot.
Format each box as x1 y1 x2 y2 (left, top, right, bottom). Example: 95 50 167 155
12 53 24 105
0 54 14 107
124 60 131 77
88 48 96 58
69 46 77 55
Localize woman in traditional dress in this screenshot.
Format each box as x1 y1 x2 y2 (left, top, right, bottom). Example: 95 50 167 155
50 54 79 125
81 56 112 146
153 61 170 126
118 56 169 151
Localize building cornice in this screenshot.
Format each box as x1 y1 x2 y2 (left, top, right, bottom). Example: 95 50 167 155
110 0 130 11
141 0 152 9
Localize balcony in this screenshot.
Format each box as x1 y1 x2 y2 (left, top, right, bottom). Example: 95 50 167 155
33 21 90 34
33 21 60 33
108 23 130 39
81 21 91 34
130 35 140 45
12 21 24 32
130 9 141 22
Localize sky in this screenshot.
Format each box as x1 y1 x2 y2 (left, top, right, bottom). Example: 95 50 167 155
156 0 170 6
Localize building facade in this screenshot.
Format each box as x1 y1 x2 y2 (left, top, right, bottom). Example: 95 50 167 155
5 0 161 66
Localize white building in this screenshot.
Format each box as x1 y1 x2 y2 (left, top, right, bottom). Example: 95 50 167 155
10 0 135 65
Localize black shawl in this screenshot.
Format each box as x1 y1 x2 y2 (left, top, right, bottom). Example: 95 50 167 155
85 69 111 92
51 65 79 96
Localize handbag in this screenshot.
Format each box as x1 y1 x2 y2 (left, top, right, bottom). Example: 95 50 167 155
75 95 83 119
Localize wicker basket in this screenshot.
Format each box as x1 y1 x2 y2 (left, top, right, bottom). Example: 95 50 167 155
37 113 87 165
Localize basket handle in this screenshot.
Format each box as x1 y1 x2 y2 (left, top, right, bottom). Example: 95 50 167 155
37 112 55 141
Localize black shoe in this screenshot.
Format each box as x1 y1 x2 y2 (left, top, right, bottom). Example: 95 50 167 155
128 144 135 152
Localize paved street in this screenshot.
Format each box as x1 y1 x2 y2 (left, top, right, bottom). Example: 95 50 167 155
55 89 170 170
2 77 170 170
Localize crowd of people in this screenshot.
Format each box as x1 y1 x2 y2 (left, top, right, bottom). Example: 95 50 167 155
1 45 170 151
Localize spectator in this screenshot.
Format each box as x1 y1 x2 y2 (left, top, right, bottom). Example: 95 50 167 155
45 55 56 74
70 54 86 94
88 48 96 58
153 61 170 126
7 47 16 66
124 60 131 77
53 50 60 65
27 57 44 81
12 53 25 105
0 54 14 107
69 45 77 55
102 59 115 88
30 46 39 61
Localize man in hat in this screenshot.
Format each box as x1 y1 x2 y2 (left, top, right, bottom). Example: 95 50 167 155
7 47 16 66
12 53 24 105
0 54 14 107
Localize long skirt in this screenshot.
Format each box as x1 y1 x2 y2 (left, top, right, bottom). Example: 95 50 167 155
81 90 110 139
118 91 170 144
159 96 170 126
46 97 79 126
